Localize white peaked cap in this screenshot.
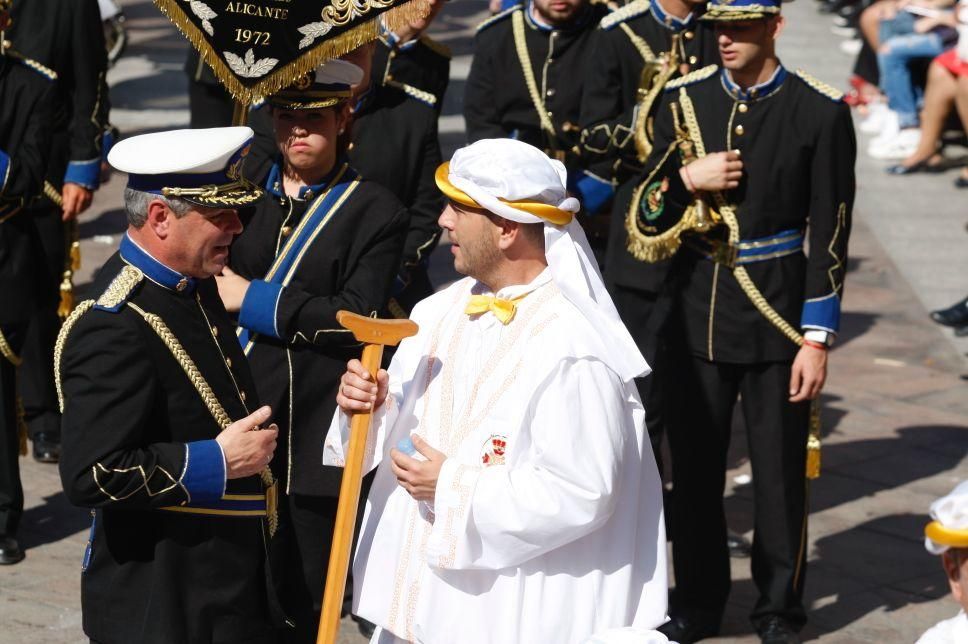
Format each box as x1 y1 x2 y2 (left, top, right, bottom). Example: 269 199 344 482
582 627 671 644
436 139 650 382
108 126 255 175
925 480 968 555
314 58 364 86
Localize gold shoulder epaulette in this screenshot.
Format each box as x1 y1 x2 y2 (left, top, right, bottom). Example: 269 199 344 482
94 265 145 313
386 79 437 107
664 64 718 91
476 4 521 33
418 35 452 60
600 0 650 30
4 46 58 81
794 69 844 102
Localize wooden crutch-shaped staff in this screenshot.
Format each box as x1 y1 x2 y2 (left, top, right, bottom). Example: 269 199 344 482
316 310 418 644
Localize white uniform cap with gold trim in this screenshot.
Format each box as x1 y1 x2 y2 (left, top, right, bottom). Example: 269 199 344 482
925 480 968 554
108 126 262 208
435 138 649 382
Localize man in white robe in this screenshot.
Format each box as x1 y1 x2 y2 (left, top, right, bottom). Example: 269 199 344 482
325 139 667 643
917 481 968 644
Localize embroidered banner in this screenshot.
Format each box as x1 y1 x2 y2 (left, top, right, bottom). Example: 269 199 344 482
154 0 428 103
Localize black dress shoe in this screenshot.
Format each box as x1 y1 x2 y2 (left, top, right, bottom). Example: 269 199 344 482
955 175 968 189
658 615 720 643
727 531 752 558
0 535 25 565
930 297 968 327
757 616 800 644
32 432 61 463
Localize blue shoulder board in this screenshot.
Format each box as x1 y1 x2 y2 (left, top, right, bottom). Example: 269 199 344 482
93 265 145 313
476 4 521 33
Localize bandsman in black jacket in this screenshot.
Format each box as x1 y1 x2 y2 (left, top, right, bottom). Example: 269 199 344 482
464 0 613 217
57 127 282 643
343 34 447 317
8 0 112 464
373 0 450 115
624 1 855 642
578 0 718 479
217 60 409 643
0 3 55 565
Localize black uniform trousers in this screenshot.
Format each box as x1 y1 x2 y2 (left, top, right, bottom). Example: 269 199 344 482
273 477 373 644
666 349 810 630
0 326 24 537
19 205 64 442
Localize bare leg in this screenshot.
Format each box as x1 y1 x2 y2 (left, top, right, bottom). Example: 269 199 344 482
954 76 968 181
900 62 956 168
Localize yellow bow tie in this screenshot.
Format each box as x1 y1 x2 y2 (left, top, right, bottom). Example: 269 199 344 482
464 294 524 325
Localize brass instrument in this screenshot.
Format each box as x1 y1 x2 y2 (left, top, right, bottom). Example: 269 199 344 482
670 102 720 234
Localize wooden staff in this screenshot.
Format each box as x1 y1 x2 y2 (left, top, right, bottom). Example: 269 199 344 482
317 310 418 644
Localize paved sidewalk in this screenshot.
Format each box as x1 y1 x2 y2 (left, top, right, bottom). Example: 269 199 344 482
1 1 966 642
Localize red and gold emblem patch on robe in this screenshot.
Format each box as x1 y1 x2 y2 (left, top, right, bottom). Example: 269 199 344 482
481 435 508 467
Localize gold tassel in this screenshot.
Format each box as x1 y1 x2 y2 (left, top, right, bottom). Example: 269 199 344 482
265 480 279 537
58 223 80 319
58 272 75 319
805 398 822 479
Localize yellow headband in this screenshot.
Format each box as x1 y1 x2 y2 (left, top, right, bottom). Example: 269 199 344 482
926 521 968 549
434 162 574 226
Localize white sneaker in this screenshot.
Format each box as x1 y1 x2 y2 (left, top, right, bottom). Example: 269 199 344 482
859 103 891 135
840 39 863 56
867 108 900 145
868 128 922 160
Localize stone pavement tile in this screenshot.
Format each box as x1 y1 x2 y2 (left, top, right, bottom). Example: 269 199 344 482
807 584 954 642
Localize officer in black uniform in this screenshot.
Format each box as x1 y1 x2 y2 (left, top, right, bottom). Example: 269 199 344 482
372 0 450 115
8 0 111 464
623 1 855 641
0 3 55 564
464 0 612 218
344 34 448 317
578 0 717 479
57 126 282 643
218 60 408 643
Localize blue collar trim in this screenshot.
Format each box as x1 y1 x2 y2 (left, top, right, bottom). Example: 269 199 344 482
120 234 197 294
720 65 787 102
265 158 346 200
650 0 695 31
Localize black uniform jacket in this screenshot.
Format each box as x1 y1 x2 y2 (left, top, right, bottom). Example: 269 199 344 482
372 32 451 113
349 81 444 314
9 0 110 191
230 161 408 496
579 0 718 186
0 53 54 326
464 2 606 176
58 244 277 644
629 64 855 363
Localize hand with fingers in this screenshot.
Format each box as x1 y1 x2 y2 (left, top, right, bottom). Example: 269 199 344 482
389 434 446 502
215 405 279 479
680 150 744 192
789 344 828 402
214 267 250 313
336 359 390 416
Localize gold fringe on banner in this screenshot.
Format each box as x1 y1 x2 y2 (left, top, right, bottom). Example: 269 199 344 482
153 0 431 105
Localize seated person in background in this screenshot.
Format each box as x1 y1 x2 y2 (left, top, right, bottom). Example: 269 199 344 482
918 481 968 643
